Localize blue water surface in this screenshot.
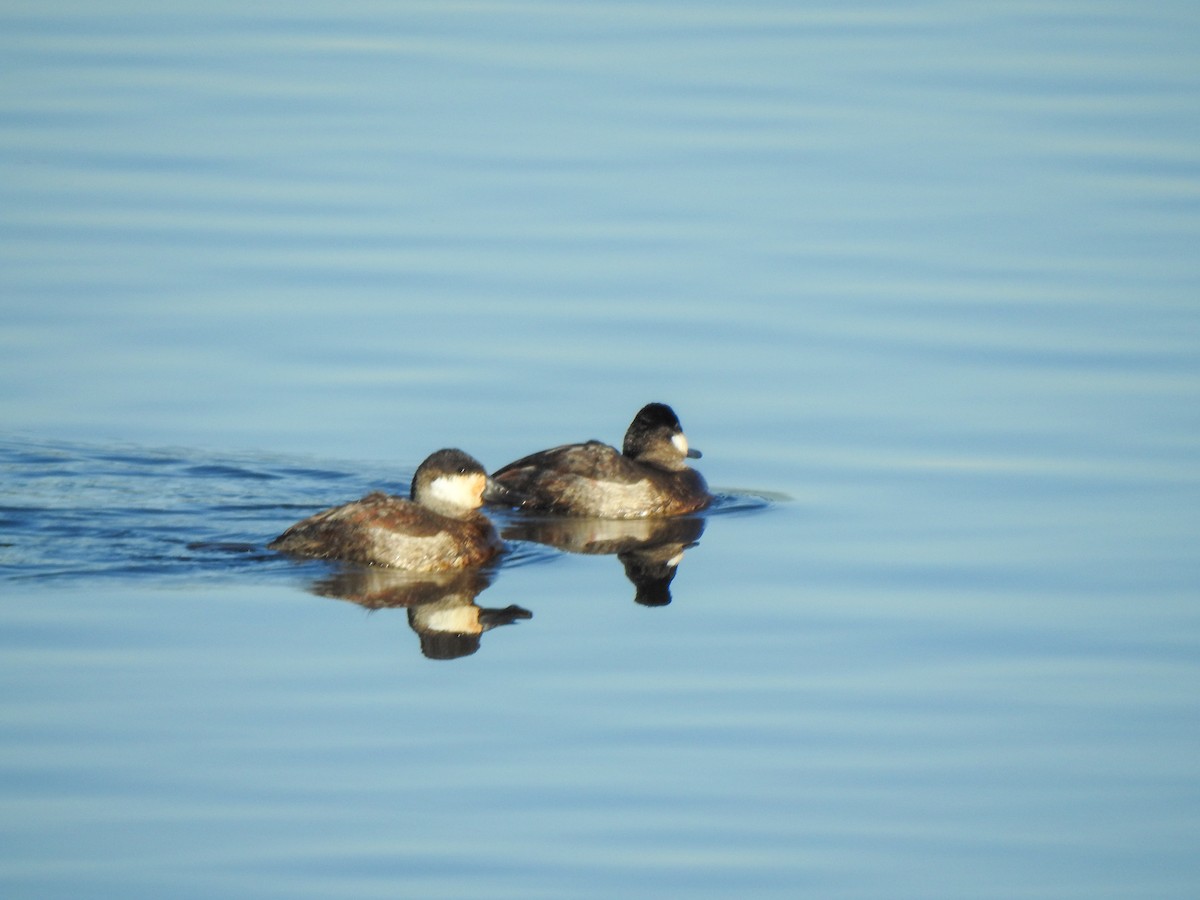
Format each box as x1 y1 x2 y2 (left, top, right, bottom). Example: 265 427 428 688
1 1 1198 898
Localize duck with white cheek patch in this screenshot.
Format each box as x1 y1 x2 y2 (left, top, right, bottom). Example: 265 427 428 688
269 448 515 571
490 403 713 519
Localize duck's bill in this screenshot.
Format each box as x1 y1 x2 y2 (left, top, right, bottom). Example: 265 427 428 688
686 448 703 459
482 477 527 506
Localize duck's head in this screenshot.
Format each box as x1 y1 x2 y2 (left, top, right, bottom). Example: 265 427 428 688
622 402 702 470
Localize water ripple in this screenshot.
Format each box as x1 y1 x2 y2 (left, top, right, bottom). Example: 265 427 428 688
2 436 767 583
0 436 390 583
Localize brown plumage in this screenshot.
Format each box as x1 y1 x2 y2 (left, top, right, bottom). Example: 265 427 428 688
492 403 712 518
269 449 504 571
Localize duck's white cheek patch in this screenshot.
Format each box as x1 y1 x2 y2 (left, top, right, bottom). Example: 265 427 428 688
671 433 689 456
428 475 479 508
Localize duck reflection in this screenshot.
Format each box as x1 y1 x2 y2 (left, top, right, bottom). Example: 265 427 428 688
502 514 705 606
310 566 531 660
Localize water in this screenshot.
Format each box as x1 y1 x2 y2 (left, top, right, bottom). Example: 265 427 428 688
2 1 1199 897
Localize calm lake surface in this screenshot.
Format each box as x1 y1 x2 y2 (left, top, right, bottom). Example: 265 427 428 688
2 1 1198 897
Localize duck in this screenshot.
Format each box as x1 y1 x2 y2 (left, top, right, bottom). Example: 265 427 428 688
269 448 509 570
490 403 712 518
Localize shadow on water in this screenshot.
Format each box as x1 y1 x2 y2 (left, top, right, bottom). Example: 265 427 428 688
309 564 532 661
499 513 706 607
488 490 774 607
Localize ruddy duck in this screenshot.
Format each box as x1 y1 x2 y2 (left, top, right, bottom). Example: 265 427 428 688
491 403 712 518
268 448 507 571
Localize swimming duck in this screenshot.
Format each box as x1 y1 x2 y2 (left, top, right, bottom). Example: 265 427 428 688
491 403 712 518
269 448 507 570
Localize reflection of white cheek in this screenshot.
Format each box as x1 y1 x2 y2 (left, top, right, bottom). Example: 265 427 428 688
414 606 482 635
671 433 689 456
